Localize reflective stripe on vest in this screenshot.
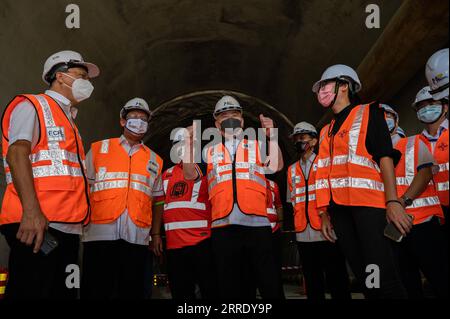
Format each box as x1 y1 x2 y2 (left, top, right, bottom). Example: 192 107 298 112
164 220 208 231
91 147 157 197
290 164 317 203
329 177 384 191
207 142 266 192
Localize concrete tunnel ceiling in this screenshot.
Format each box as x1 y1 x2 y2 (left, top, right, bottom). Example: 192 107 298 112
145 90 296 165
0 0 449 167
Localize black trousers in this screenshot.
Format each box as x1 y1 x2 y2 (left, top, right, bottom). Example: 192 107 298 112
329 204 407 299
211 225 283 299
166 238 217 299
0 223 80 299
443 205 449 238
297 240 351 300
81 239 150 299
396 217 448 299
242 229 286 298
272 229 286 298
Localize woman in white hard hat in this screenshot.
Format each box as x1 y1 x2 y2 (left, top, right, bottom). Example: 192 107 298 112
314 64 410 299
381 104 448 299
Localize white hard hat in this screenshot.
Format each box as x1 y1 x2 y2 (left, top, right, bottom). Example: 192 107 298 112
120 97 152 121
412 86 434 108
290 121 318 138
42 50 100 85
425 48 449 101
312 64 362 93
380 104 398 121
213 95 243 119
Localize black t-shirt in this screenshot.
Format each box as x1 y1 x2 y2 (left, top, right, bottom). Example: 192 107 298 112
329 103 401 166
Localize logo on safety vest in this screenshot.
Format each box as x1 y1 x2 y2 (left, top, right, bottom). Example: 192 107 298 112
438 142 448 152
171 181 187 198
337 129 348 139
46 126 65 142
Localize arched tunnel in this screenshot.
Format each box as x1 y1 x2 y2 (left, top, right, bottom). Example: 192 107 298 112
0 0 448 296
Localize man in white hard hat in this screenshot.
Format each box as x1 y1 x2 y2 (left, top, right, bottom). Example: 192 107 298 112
81 98 164 299
0 50 98 299
425 48 449 101
182 95 284 299
314 64 410 299
287 122 350 300
381 104 448 299
412 86 449 236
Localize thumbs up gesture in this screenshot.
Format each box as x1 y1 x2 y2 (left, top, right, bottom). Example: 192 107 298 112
260 114 274 136
259 114 274 129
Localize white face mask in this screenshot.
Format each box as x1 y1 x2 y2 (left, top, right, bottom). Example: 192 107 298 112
62 73 94 102
417 104 443 124
126 118 148 135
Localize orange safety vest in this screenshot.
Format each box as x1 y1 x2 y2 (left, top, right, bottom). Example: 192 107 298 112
288 156 322 232
206 139 268 223
162 163 211 249
89 138 163 228
394 135 444 224
1 94 89 225
266 180 281 233
420 130 449 207
315 104 386 209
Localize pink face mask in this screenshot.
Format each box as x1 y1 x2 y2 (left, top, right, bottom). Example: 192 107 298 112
317 82 337 108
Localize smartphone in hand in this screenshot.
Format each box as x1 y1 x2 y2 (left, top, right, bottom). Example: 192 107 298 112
40 231 59 255
384 214 414 242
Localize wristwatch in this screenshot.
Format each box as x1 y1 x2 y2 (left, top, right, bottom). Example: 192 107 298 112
401 195 413 207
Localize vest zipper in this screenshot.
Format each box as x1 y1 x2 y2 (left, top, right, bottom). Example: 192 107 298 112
301 159 314 225
304 177 310 224
125 154 132 208
232 149 237 204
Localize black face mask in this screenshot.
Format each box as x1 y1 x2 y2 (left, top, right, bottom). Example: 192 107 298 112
220 118 242 132
295 141 310 153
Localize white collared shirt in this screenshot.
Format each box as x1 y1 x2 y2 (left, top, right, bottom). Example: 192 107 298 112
421 119 449 153
82 135 163 245
6 90 82 235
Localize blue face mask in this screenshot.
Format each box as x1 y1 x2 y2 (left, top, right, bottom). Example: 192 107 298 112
417 104 443 124
385 118 396 133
